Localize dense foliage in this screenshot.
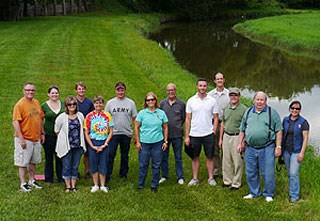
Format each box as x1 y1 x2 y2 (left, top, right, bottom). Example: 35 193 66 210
0 0 104 21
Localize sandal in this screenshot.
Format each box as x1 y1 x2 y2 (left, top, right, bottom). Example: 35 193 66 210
71 188 78 192
64 188 71 193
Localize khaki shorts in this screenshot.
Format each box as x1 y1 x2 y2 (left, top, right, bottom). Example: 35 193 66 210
14 137 42 167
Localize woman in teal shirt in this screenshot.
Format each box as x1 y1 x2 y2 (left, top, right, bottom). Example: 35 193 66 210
41 86 64 183
135 92 168 192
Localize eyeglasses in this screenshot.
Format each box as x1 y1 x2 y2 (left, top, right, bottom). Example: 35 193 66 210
67 103 77 107
146 98 155 102
229 94 239 97
290 107 301 111
24 89 35 92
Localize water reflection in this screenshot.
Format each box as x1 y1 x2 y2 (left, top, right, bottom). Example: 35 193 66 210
150 21 320 148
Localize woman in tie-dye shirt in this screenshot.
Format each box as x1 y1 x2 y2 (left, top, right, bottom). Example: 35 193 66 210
84 95 114 193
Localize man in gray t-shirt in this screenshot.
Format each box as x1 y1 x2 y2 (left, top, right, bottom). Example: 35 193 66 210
105 82 137 181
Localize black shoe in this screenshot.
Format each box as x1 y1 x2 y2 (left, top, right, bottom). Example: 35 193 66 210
84 173 91 180
119 175 127 179
222 183 231 188
151 187 158 193
230 186 240 191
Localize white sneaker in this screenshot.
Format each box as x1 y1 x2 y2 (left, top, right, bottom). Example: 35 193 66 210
178 179 184 185
20 183 32 192
266 197 273 202
187 178 199 187
159 177 167 184
100 186 109 193
28 180 43 189
208 178 217 186
243 194 254 199
90 185 99 193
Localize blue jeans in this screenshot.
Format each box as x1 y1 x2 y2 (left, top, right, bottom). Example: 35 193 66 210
88 139 109 175
160 138 184 180
138 141 163 189
107 135 131 178
43 135 63 182
245 143 275 197
61 148 83 179
283 151 301 201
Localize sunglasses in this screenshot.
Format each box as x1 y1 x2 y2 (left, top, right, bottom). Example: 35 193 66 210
290 107 301 111
67 103 77 107
146 98 155 102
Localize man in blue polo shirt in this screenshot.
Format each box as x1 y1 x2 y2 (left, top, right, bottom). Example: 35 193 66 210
237 91 282 202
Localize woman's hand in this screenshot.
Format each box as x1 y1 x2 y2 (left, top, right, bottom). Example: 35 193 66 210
162 142 168 151
297 152 304 163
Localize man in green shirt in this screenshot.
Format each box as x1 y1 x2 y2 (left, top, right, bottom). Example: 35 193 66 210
219 88 246 190
237 91 282 202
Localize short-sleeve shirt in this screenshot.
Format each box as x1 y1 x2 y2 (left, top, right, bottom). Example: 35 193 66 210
208 88 230 121
136 108 168 143
77 97 94 117
222 103 247 133
240 105 283 147
186 93 218 137
105 97 137 137
84 111 114 141
13 97 44 142
41 101 64 136
160 98 185 138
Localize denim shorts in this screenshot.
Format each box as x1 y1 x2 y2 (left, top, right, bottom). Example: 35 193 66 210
88 139 109 175
190 133 214 159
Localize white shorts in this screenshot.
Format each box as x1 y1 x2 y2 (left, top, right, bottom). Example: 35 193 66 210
14 137 42 167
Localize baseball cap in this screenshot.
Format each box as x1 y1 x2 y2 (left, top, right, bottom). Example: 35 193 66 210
229 87 240 95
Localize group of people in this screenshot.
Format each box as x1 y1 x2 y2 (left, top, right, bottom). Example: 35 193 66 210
13 73 309 203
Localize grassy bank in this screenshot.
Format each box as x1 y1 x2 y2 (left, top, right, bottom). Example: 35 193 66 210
233 11 320 59
0 6 319 221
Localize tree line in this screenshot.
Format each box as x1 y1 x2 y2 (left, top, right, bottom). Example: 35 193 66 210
119 0 320 19
1 0 320 21
0 0 105 21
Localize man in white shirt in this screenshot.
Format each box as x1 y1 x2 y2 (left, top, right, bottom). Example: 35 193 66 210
208 72 229 177
185 78 219 186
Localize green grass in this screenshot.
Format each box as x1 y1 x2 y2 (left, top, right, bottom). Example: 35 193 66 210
233 10 320 59
0 6 320 220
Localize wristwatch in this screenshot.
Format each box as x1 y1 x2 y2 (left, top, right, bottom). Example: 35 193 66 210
164 140 168 144
276 146 282 150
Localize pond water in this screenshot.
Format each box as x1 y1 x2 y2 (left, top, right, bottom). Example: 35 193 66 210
149 20 320 151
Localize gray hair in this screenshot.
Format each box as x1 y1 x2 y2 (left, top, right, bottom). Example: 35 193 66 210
254 91 268 101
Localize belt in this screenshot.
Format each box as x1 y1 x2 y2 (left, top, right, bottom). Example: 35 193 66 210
251 141 274 149
224 131 239 136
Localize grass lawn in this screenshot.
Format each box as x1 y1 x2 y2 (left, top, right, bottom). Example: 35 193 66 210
0 4 320 220
233 11 320 59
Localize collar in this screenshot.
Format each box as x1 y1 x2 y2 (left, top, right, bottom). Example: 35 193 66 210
252 105 268 113
146 108 159 113
212 88 228 95
195 92 208 99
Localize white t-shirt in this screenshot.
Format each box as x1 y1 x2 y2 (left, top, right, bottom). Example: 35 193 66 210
186 93 218 137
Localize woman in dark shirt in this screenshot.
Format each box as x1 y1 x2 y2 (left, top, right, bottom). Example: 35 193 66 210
41 86 64 183
282 100 309 203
